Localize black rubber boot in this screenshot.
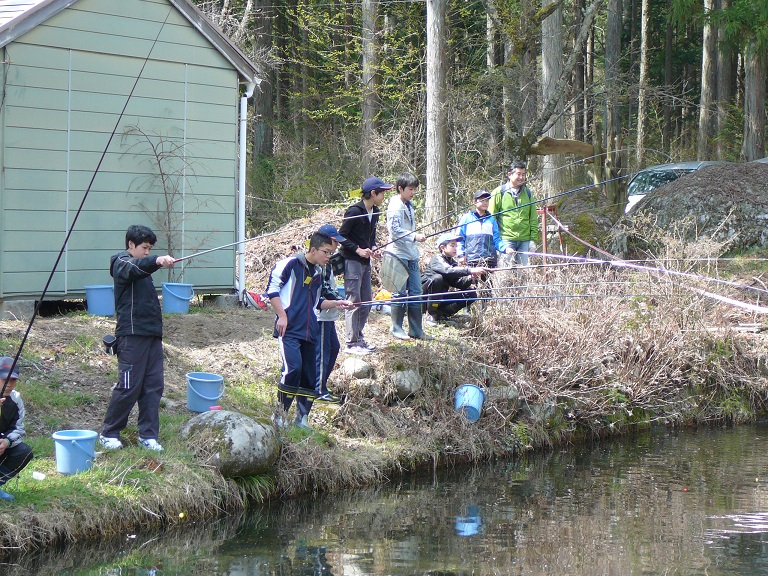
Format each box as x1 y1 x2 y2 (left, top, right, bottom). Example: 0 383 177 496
407 305 433 340
390 304 410 340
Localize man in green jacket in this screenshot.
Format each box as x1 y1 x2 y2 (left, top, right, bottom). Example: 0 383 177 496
488 161 539 266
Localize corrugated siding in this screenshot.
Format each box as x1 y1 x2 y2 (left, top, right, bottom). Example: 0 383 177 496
0 0 239 298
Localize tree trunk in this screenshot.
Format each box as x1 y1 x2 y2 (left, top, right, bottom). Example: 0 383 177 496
541 0 564 200
361 0 380 176
741 46 766 161
252 0 273 159
697 0 717 159
604 0 623 212
635 0 649 168
425 0 448 230
571 0 586 142
662 0 673 154
716 0 736 159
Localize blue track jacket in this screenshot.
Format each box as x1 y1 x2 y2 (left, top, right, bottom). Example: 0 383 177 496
266 253 325 343
456 211 508 263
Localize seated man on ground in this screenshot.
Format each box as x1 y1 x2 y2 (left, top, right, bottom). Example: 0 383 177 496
421 233 485 323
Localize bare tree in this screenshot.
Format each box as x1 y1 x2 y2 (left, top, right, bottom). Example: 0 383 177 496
635 0 650 167
697 0 717 159
540 0 565 200
741 47 766 161
425 0 448 229
361 0 380 175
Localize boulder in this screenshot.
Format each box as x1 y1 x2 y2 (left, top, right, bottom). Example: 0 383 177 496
341 357 373 379
350 377 382 398
392 369 422 399
180 410 280 478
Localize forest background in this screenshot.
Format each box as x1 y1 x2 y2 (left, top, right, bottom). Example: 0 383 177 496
197 0 767 235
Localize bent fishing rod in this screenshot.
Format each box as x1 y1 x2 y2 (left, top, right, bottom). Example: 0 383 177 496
1 10 174 396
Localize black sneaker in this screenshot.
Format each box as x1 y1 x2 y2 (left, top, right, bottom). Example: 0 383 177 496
316 392 342 404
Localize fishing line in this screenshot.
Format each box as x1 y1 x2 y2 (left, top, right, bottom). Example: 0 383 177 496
355 292 663 307
1 10 174 395
372 173 633 252
543 213 768 298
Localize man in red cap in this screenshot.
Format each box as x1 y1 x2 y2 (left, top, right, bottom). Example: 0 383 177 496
0 357 34 502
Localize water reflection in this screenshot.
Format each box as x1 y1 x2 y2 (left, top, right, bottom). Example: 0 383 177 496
13 424 768 575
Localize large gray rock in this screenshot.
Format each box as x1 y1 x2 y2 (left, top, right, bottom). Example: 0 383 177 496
392 369 422 399
341 357 373 379
180 410 279 478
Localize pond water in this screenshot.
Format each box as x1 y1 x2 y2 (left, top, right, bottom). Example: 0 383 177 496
13 423 768 575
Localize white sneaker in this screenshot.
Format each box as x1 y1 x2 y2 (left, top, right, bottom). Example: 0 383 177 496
345 344 372 355
424 314 437 327
138 438 163 452
99 435 123 450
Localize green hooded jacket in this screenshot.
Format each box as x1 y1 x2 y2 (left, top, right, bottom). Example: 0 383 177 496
488 183 539 242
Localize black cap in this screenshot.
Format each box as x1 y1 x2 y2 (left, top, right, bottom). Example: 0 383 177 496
473 189 491 200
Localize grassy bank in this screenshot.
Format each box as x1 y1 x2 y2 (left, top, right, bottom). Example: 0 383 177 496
0 250 766 555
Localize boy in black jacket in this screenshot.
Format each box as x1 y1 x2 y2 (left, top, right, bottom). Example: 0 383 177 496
100 225 175 452
337 177 392 355
422 233 484 322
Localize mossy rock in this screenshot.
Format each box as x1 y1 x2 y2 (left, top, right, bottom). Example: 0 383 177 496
180 410 280 478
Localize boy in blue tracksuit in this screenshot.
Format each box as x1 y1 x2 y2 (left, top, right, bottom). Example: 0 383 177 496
266 232 351 428
457 189 511 268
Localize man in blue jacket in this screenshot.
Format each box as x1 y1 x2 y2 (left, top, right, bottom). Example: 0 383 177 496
100 225 175 452
457 189 511 268
266 231 351 429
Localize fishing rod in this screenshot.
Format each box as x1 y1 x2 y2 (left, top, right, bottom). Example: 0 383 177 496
541 213 768 298
1 10 174 396
355 292 665 307
357 280 638 306
373 173 633 252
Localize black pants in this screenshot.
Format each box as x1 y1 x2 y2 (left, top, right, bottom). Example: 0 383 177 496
102 335 164 440
0 442 33 485
422 276 477 317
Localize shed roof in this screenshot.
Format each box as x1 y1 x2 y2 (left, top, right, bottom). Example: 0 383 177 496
0 0 260 84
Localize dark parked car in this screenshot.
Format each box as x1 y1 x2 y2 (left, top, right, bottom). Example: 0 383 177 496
625 161 730 213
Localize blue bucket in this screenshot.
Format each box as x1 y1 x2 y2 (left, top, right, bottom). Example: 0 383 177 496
162 283 194 314
84 285 114 316
52 429 97 475
454 384 485 422
455 505 482 536
186 372 225 412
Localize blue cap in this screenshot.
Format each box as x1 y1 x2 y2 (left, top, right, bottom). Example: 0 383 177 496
317 224 345 242
437 232 460 248
362 177 394 195
0 357 19 381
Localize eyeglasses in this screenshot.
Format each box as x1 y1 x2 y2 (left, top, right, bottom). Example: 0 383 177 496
318 248 334 256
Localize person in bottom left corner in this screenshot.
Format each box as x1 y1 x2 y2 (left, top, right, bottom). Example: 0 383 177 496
0 357 34 502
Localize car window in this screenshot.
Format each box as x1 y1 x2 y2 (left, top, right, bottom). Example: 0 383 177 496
628 170 683 196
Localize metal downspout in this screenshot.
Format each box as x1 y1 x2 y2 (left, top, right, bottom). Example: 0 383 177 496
237 80 257 301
